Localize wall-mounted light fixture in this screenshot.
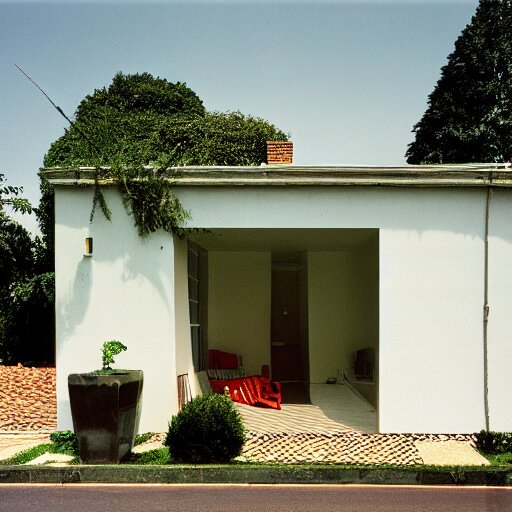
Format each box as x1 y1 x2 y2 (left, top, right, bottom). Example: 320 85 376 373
84 237 93 257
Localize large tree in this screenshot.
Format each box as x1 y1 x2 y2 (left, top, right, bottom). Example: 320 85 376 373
32 73 287 363
0 174 54 364
44 71 287 168
41 72 287 253
406 0 512 164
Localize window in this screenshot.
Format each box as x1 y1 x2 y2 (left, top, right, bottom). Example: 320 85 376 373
188 243 207 371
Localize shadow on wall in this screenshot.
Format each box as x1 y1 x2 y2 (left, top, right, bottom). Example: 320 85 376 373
57 188 175 345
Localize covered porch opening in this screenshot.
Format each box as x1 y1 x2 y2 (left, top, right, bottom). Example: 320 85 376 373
188 228 379 432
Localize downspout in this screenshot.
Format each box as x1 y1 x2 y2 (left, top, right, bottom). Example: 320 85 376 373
483 175 493 432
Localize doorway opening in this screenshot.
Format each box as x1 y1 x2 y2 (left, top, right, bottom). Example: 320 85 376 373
271 251 309 403
189 228 379 428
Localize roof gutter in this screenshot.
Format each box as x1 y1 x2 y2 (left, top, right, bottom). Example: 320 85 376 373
42 163 512 188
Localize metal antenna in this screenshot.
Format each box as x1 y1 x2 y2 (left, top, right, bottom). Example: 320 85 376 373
14 62 101 155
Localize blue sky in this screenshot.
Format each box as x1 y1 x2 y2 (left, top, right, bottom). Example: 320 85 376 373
1 0 478 232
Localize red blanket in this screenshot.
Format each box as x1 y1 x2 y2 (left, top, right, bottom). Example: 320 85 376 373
209 375 281 410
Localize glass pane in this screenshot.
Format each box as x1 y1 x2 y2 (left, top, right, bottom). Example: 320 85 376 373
191 326 201 371
188 248 199 277
188 276 198 301
189 301 199 324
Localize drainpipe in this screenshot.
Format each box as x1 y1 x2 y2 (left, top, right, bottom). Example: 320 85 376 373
483 176 493 432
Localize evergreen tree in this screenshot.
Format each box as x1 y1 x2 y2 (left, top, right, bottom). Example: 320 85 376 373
406 0 512 164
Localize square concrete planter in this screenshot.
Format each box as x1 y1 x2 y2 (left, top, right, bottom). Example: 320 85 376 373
68 370 143 464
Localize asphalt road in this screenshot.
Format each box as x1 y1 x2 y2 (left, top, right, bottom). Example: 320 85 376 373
0 484 510 512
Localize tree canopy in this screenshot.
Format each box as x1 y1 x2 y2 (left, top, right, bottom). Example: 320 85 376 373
7 72 288 363
0 174 54 364
44 71 287 168
41 71 288 245
406 0 512 164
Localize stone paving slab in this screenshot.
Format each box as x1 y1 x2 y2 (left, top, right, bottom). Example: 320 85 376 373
0 434 51 461
234 391 485 466
416 440 490 466
241 431 482 466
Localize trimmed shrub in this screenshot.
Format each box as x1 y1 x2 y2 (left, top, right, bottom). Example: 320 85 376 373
475 430 512 455
49 430 78 455
165 393 246 463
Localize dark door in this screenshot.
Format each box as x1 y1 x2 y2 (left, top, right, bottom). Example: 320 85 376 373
271 269 304 381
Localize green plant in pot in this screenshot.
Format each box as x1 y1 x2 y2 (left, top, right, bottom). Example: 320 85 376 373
68 340 143 464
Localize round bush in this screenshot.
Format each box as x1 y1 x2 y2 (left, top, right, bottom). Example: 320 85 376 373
165 393 246 463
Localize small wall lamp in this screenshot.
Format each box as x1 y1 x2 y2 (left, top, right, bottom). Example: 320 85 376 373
84 237 93 257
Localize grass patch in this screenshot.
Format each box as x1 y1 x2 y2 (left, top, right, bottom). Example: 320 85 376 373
124 447 170 465
481 452 512 467
0 444 53 465
134 432 157 447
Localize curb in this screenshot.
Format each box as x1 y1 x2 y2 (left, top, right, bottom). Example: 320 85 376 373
0 465 511 486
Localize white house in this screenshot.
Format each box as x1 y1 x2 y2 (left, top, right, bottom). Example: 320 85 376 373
46 163 512 434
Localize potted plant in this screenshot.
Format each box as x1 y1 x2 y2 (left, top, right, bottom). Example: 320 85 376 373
68 340 143 464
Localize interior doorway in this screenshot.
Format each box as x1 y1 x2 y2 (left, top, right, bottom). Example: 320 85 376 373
271 253 308 385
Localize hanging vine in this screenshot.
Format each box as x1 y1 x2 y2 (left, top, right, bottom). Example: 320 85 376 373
89 164 192 239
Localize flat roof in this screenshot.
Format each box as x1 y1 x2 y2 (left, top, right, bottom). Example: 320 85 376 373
43 163 512 188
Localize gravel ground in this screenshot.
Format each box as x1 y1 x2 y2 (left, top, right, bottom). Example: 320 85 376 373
0 365 56 432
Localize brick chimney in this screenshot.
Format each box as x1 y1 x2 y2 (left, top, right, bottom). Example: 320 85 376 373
266 141 293 165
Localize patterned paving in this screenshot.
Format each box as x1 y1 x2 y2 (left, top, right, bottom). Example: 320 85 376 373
241 431 477 465
0 368 483 466
237 384 478 466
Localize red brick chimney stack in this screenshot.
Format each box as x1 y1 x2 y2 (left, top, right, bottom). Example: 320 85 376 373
266 141 293 165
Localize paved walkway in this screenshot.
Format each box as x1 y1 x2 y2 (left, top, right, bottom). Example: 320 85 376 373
0 376 488 467
0 433 51 461
236 384 487 466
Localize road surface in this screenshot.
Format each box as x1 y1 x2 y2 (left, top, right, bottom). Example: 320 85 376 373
0 484 510 512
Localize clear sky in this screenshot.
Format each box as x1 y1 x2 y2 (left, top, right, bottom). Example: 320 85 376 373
1 0 479 232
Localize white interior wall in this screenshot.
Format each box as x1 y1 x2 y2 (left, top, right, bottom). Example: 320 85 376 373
308 252 360 383
178 186 489 433
207 252 271 376
55 187 175 433
353 234 380 354
307 241 378 386
350 234 379 407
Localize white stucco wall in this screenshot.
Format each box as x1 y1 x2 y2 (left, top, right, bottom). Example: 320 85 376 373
487 188 512 431
207 252 271 376
55 187 176 433
176 186 495 433
54 183 512 433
